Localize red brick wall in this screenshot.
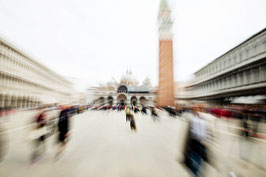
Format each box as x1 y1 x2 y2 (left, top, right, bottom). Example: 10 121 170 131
157 40 174 106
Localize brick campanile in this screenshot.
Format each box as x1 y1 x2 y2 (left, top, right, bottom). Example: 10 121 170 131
157 0 175 107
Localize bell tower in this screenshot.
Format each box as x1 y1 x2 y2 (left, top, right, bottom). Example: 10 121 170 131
157 0 175 107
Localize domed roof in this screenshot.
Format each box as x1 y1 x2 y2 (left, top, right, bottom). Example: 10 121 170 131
120 69 138 86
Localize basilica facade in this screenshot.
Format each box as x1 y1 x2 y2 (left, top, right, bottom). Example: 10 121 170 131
87 70 156 106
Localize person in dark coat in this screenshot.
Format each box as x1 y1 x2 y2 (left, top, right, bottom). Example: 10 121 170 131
56 106 71 159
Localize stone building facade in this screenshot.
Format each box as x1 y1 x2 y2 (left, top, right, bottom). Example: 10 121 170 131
177 28 266 104
0 37 75 108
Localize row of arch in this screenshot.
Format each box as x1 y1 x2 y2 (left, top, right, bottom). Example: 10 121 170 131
97 94 147 106
0 93 42 108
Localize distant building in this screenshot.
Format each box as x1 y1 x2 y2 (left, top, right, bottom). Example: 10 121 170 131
174 82 190 106
157 0 175 107
87 70 156 106
0 37 75 108
86 87 98 105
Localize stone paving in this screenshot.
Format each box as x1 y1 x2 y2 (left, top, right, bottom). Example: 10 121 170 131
0 110 265 177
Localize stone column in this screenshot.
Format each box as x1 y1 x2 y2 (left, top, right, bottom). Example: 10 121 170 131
0 94 4 107
11 95 17 108
7 94 11 107
17 97 22 108
26 96 30 108
22 97 27 108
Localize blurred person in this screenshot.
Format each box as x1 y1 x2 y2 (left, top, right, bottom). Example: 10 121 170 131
261 105 266 123
250 106 262 136
241 105 252 137
56 106 72 160
239 119 253 162
182 107 210 177
0 116 8 162
30 109 48 163
46 107 59 137
166 106 176 117
129 114 137 131
125 106 130 121
134 106 139 114
236 105 255 163
151 107 159 122
240 116 250 138
141 105 147 114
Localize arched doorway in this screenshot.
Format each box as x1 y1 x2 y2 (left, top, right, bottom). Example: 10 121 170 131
107 96 113 106
117 94 127 106
139 96 147 106
117 85 128 93
131 96 137 106
99 97 104 105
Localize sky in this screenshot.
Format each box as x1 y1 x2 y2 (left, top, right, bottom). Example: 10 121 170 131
0 0 265 92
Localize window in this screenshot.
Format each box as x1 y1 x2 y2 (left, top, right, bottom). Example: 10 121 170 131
245 70 251 84
263 41 266 50
254 45 258 55
246 49 250 58
239 52 243 61
252 68 259 82
261 64 266 81
228 76 232 87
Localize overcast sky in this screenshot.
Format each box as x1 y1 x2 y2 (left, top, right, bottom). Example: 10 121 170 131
0 0 265 91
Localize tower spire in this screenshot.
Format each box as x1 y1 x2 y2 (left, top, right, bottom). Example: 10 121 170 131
159 0 170 12
158 0 173 40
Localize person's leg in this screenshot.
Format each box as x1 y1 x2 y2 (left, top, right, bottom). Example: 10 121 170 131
56 140 67 160
56 133 65 159
130 119 134 129
31 139 40 162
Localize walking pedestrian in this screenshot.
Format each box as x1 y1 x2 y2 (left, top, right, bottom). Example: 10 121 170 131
129 114 137 131
125 106 130 121
0 121 8 162
30 109 48 163
151 107 159 122
56 106 72 160
182 108 209 177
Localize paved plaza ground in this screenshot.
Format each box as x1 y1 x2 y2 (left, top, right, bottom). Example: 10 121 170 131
0 110 266 177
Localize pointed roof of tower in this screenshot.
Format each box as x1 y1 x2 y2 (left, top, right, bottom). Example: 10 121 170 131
159 0 170 12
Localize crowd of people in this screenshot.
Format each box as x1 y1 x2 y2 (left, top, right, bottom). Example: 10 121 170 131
177 103 266 177
181 104 266 138
91 104 160 115
29 105 76 163
0 104 83 164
